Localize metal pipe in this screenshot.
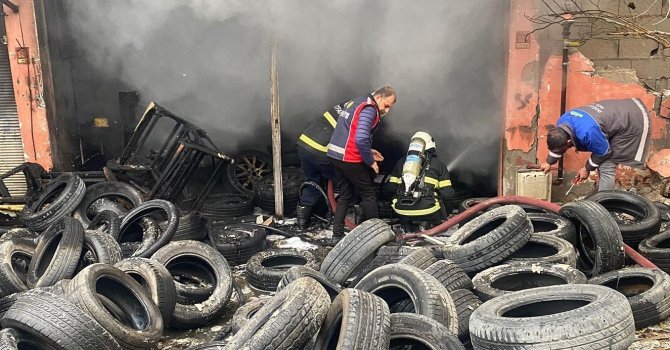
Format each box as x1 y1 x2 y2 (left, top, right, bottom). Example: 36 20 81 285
555 19 573 186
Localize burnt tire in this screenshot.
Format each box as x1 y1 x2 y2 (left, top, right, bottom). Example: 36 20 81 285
276 266 342 301
503 234 577 267
64 264 163 349
354 263 459 334
225 277 330 350
0 240 34 297
114 257 177 326
174 211 207 241
442 205 532 273
0 228 38 246
314 288 391 349
320 218 396 285
231 297 270 334
151 240 233 329
87 210 121 239
451 289 482 340
639 230 670 273
76 230 123 272
472 262 588 301
347 245 415 286
559 200 625 277
469 284 635 349
424 259 473 292
73 181 143 226
588 267 670 329
20 173 86 231
586 190 661 247
200 193 254 220
253 169 303 215
527 212 577 245
26 217 84 288
398 247 438 269
246 249 319 292
208 223 267 265
2 289 121 350
389 312 465 350
118 199 179 258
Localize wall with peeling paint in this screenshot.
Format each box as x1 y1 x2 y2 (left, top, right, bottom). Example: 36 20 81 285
2 0 53 170
503 0 670 201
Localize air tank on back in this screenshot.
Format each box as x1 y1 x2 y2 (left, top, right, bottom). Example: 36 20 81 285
401 133 429 193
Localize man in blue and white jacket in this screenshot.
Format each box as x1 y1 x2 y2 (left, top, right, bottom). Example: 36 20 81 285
540 98 650 191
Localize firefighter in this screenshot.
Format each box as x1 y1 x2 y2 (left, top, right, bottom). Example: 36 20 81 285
540 98 650 191
295 99 345 229
327 86 396 238
383 131 454 231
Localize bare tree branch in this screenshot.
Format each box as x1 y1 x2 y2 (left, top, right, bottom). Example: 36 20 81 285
528 3 670 50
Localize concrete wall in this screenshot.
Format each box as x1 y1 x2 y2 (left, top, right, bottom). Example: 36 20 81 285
502 0 670 201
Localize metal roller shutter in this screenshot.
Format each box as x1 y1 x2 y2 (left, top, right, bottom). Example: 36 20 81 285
0 17 27 196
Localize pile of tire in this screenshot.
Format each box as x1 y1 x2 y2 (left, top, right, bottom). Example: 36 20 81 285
253 167 304 216
200 192 255 221
196 193 670 349
0 173 245 348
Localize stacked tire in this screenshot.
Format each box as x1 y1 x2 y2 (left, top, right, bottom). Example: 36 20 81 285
253 168 304 215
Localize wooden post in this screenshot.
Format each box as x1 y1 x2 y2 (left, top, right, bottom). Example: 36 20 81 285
270 36 284 219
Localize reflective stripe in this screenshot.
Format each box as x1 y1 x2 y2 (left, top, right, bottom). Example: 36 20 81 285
548 151 562 159
588 157 599 168
388 176 402 184
392 198 441 216
299 134 328 153
438 179 452 187
424 177 438 186
323 112 337 128
328 143 346 155
632 98 649 162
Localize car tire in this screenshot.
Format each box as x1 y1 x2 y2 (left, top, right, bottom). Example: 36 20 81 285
588 267 670 329
559 200 625 277
246 249 320 292
320 218 396 285
442 205 532 273
472 262 588 301
469 284 635 349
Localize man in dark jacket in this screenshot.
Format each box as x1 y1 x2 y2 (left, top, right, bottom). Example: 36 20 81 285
383 131 454 231
327 86 396 238
295 99 347 229
540 98 650 191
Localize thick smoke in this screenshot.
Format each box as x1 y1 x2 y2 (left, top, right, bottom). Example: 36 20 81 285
61 0 507 194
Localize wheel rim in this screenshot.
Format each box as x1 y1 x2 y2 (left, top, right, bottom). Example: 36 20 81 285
234 154 271 190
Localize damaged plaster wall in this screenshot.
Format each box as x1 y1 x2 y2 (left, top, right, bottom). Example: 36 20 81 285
47 0 508 195
504 0 670 199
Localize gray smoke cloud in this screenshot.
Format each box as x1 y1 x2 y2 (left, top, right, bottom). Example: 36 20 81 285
61 0 507 194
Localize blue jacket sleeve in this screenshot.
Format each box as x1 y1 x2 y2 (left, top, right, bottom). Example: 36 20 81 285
355 106 377 166
581 125 612 170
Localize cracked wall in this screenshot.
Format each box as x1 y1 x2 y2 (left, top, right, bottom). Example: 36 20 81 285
503 0 670 201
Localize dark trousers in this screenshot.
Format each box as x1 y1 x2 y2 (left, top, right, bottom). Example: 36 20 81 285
329 158 378 233
298 147 336 206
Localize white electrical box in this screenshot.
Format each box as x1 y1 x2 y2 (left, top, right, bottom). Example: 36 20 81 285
516 169 552 201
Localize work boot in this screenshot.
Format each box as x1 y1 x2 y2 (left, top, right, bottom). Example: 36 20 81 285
354 205 364 225
331 224 345 245
296 204 312 230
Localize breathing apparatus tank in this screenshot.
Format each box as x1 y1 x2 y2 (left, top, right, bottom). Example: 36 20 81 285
401 131 434 193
